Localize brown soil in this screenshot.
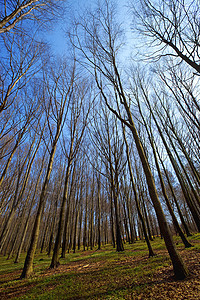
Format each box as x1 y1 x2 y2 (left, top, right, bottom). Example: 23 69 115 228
133 248 200 300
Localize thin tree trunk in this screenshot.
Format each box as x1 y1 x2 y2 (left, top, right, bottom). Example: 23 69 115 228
122 126 155 257
151 133 192 248
102 72 189 277
20 126 61 278
83 176 89 251
50 162 72 268
157 146 192 237
97 173 101 250
61 163 76 258
148 102 200 231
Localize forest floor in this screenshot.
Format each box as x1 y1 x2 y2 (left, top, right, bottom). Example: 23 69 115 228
0 234 200 299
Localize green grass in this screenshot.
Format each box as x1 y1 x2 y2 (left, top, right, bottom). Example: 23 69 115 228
0 233 199 299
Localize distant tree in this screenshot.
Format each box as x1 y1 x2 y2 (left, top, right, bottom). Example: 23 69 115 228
122 124 155 256
50 81 90 268
89 105 125 252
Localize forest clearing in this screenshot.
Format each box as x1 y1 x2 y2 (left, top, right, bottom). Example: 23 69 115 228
0 234 200 299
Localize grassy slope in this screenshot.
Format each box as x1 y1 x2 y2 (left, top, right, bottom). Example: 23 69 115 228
0 234 200 299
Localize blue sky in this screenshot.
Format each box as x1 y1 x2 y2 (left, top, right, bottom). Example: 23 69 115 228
44 0 132 57
45 0 96 55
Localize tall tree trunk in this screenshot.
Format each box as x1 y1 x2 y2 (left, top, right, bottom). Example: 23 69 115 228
7 185 33 259
97 174 101 250
137 100 193 248
106 131 124 252
151 132 192 248
141 194 153 242
101 70 189 277
20 127 60 278
50 162 72 268
61 163 76 258
77 202 83 251
90 174 94 250
163 123 200 211
83 176 89 251
157 146 192 237
147 100 200 231
73 197 80 254
126 194 135 243
15 159 44 263
122 126 155 257
122 201 131 244
109 185 115 248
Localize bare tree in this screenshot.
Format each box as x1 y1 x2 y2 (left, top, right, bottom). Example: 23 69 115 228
20 62 74 279
134 87 193 247
133 0 200 73
140 80 200 232
89 105 125 252
122 124 155 256
0 32 46 114
70 0 189 279
0 0 62 34
50 79 90 268
0 92 41 190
